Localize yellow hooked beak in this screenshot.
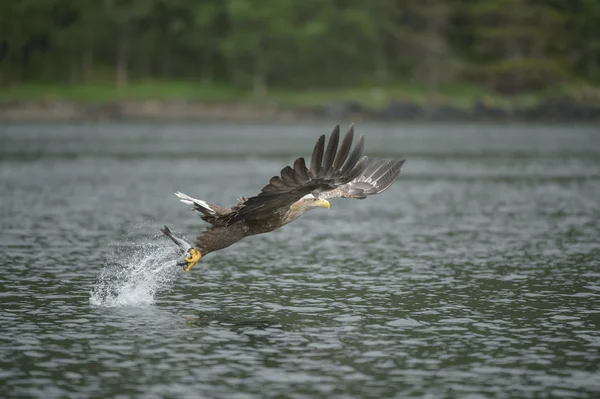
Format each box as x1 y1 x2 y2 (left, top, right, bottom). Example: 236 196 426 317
315 199 330 209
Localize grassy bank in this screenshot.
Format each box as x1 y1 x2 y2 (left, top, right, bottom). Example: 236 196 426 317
0 80 565 110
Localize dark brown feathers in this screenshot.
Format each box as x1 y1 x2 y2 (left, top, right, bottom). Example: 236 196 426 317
281 166 297 185
294 157 310 182
226 124 370 225
310 134 325 178
322 125 339 178
255 124 366 197
332 125 354 171
339 134 365 178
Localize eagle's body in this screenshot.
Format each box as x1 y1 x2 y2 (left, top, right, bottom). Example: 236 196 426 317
162 124 405 271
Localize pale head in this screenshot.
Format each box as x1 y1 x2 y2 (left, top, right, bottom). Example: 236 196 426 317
290 193 330 215
300 193 330 209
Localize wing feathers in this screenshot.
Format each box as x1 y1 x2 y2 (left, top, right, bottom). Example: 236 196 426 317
268 176 287 190
322 125 339 178
332 125 354 171
358 159 388 183
319 158 405 200
343 155 369 183
338 134 365 178
294 157 310 182
226 125 405 225
259 126 366 196
281 166 297 186
175 191 216 215
310 134 325 178
372 160 405 194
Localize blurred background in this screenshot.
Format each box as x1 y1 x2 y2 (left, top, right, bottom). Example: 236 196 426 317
1 0 600 122
2 2 600 398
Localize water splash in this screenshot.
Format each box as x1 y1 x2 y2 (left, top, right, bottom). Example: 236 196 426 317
90 237 182 308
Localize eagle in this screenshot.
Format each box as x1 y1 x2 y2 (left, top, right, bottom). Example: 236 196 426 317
161 124 405 272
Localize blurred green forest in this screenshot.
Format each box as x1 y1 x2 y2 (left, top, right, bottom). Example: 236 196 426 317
1 0 600 104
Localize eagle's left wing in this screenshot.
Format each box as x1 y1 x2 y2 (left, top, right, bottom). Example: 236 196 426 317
226 124 367 225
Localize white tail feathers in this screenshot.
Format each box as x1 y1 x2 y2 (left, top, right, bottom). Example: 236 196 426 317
174 191 216 215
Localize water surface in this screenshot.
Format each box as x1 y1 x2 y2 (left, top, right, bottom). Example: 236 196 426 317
1 122 599 398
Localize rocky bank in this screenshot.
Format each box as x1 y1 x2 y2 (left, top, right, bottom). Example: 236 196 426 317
1 97 599 123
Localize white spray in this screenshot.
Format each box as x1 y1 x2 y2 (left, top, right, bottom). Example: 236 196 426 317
89 235 182 308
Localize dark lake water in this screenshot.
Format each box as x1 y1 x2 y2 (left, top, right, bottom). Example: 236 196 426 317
1 122 599 398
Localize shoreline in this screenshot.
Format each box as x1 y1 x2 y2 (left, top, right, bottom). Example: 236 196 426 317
2 98 600 123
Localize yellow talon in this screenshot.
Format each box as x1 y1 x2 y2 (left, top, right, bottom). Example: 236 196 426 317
183 248 202 272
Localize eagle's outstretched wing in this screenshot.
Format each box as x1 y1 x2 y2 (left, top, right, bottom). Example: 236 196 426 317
226 124 404 226
226 124 366 225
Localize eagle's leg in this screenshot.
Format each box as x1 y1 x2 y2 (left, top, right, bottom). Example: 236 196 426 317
183 248 201 272
160 225 202 272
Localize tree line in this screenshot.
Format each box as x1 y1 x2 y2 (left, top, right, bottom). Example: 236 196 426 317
1 0 599 96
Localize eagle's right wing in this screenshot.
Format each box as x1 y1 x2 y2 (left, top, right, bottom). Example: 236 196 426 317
316 157 405 200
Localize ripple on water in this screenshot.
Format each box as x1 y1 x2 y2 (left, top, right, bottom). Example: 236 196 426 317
1 123 600 399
